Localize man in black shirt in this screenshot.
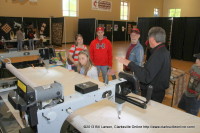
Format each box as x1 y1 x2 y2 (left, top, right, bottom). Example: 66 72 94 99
116 27 171 103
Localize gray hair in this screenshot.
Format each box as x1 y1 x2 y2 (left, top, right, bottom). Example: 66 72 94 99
148 27 166 43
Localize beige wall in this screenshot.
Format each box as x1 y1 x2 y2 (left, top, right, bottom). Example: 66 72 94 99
130 0 163 21
163 0 200 17
64 17 78 43
79 0 163 21
0 0 163 42
0 0 62 17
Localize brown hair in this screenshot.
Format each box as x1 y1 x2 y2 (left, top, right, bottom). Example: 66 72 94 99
77 50 94 76
75 34 83 46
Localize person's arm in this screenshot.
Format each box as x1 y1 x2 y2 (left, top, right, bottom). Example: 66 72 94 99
192 66 200 100
107 40 113 68
87 67 99 81
116 53 164 84
84 45 87 50
189 65 195 74
27 32 30 39
193 81 200 100
89 42 94 63
68 46 76 64
196 85 200 96
20 32 23 38
127 54 164 84
68 54 76 64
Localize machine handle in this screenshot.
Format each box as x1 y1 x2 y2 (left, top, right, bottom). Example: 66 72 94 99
42 113 50 121
116 93 147 109
146 85 153 103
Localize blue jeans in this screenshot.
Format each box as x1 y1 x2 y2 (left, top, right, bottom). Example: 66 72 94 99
96 66 108 83
178 93 200 116
17 40 23 51
29 39 34 50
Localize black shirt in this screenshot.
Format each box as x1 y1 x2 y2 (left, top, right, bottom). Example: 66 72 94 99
128 43 171 91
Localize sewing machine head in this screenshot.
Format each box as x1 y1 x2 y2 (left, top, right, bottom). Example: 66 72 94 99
8 81 64 129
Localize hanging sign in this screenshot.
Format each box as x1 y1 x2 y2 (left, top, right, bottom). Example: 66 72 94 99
92 0 112 12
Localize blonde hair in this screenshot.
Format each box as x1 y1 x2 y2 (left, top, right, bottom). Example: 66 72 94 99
77 50 93 76
75 34 83 46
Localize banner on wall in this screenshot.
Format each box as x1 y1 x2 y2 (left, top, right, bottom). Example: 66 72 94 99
92 0 112 12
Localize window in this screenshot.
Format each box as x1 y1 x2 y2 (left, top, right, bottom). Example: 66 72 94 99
154 8 160 17
120 1 129 20
168 9 181 17
62 0 78 17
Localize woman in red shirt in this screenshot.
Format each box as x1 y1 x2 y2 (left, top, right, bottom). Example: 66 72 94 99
67 34 87 71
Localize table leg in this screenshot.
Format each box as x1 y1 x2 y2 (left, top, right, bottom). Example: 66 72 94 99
171 81 176 107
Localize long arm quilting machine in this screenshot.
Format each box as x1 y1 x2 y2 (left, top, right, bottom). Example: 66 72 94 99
0 54 150 133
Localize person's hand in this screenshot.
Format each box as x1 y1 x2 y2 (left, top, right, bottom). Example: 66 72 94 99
107 68 116 76
116 57 131 66
198 95 200 100
74 62 78 66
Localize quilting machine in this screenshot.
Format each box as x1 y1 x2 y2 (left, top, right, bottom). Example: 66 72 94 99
0 48 60 93
0 50 42 93
0 54 153 133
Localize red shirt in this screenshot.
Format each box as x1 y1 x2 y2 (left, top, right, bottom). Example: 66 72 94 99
126 44 136 59
90 37 112 67
124 44 136 71
69 45 87 62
